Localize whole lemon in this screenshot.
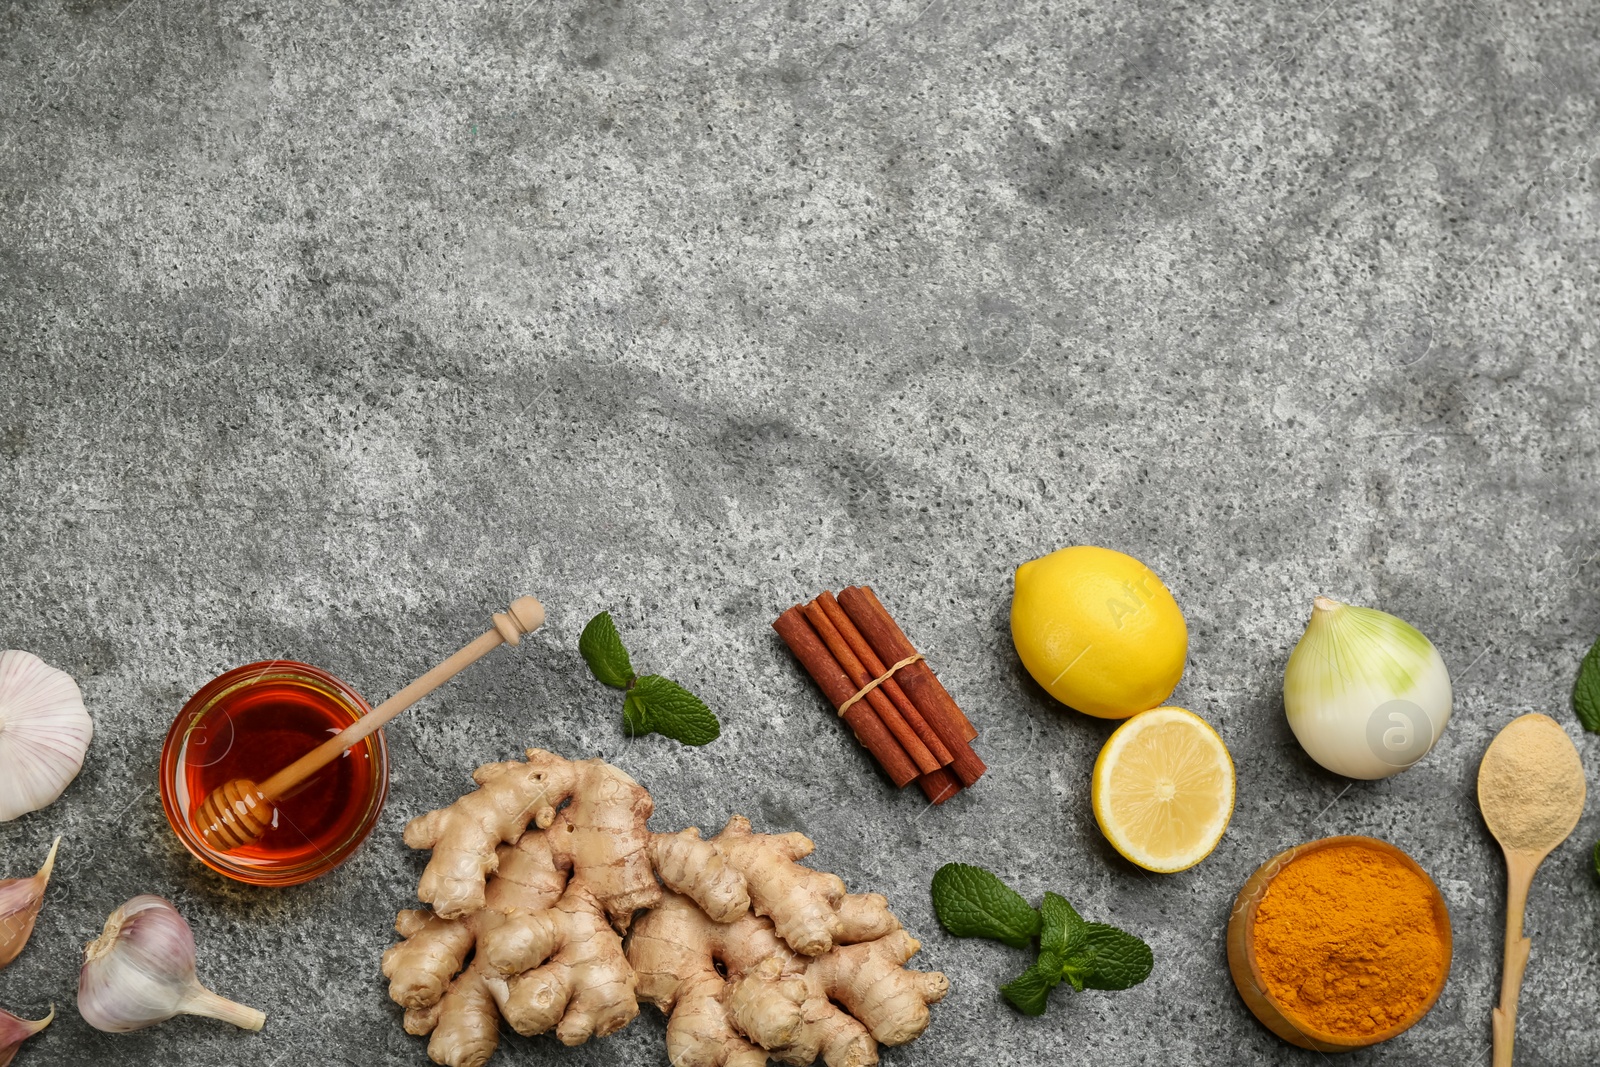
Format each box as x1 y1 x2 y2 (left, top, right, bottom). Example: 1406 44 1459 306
1011 545 1188 718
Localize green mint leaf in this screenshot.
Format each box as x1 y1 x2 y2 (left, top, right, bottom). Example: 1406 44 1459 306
999 956 1060 1016
622 689 650 736
1037 891 1087 961
1063 923 1154 992
632 674 721 746
929 863 1041 948
1574 633 1600 733
579 611 635 689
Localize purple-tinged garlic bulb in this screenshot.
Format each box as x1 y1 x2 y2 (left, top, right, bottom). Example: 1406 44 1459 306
79 896 264 1033
0 651 93 821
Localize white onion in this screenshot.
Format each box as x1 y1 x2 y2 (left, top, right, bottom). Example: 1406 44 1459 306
1283 597 1452 780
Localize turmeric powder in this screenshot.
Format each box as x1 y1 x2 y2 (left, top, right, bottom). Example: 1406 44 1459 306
1252 842 1448 1039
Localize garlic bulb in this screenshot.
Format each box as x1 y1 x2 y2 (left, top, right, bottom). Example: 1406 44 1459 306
0 838 60 969
0 651 93 821
1284 596 1452 779
79 895 264 1033
0 1005 52 1067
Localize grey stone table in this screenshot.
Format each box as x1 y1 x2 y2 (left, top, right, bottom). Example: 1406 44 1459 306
3 1 1598 1064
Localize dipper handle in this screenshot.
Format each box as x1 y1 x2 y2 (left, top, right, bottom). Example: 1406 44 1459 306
1491 850 1539 1067
259 596 544 800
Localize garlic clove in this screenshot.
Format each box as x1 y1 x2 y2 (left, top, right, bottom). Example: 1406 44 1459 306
0 651 94 822
0 838 60 970
0 1005 53 1067
79 895 264 1034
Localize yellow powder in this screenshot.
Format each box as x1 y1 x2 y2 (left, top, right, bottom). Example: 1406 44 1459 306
1252 843 1447 1039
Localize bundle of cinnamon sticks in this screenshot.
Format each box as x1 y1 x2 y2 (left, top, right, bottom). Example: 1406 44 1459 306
773 586 986 804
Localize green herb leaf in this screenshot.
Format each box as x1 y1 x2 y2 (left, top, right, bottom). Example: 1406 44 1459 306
1574 633 1600 733
579 612 635 689
999 958 1059 1016
630 674 721 746
1062 924 1155 992
930 863 1042 948
1037 891 1087 960
580 611 722 746
927 870 1154 1016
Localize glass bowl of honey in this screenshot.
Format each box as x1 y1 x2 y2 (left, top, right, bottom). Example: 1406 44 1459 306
159 661 389 887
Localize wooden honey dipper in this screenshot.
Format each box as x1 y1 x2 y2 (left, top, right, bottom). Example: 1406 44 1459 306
196 596 545 853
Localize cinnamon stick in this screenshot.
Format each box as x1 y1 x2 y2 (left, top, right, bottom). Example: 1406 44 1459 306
838 586 986 786
803 599 943 776
772 606 919 787
918 767 961 804
839 585 980 742
815 591 955 767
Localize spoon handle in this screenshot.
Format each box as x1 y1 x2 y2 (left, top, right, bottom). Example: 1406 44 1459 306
1492 850 1539 1067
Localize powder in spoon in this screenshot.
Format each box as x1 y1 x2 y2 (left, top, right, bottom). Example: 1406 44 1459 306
1252 842 1448 1040
1477 714 1586 851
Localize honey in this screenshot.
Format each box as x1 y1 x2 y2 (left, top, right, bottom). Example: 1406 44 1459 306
160 661 388 886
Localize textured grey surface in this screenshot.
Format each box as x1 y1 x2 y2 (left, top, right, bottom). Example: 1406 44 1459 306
2 0 1600 1064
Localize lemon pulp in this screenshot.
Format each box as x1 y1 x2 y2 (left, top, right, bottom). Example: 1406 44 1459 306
1092 706 1235 873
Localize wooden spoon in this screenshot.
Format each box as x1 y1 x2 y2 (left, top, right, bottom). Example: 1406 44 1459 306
196 596 545 852
1477 713 1587 1067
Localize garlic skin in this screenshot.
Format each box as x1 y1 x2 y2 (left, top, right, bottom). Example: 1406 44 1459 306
0 651 94 822
1284 596 1452 779
79 896 264 1033
0 1005 53 1067
0 838 60 969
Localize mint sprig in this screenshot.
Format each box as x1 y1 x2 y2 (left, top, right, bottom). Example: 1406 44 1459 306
580 611 721 746
932 863 1153 1016
1574 633 1600 733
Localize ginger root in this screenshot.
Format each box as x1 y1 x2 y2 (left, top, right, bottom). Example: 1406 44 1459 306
385 750 947 1067
630 889 946 1067
481 880 637 1043
655 815 902 956
403 749 658 925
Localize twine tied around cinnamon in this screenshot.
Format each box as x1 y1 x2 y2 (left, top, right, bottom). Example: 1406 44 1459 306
836 653 925 716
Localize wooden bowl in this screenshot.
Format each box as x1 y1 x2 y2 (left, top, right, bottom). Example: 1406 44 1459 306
1226 835 1451 1052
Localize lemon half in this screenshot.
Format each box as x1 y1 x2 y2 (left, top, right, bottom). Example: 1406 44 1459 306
1011 545 1187 718
1091 706 1235 873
